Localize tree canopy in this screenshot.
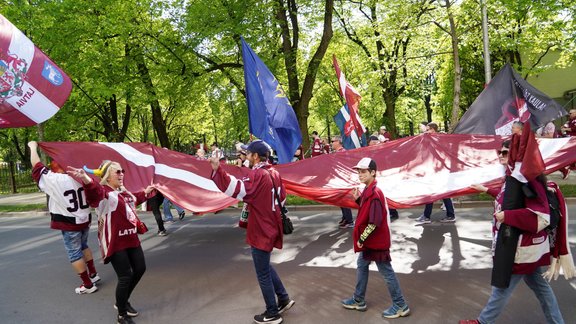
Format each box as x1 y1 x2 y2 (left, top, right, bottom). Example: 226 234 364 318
1 0 575 164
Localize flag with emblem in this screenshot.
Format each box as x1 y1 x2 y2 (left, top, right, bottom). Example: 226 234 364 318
0 14 72 128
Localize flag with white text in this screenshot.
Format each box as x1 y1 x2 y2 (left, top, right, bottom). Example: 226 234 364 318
0 14 72 128
454 63 566 135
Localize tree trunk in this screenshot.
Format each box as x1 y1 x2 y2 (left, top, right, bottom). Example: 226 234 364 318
445 0 461 131
133 44 170 148
277 0 333 152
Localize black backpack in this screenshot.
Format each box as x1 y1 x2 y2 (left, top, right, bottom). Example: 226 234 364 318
546 189 561 230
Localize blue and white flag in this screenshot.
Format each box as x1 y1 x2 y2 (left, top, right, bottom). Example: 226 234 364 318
241 37 302 164
333 104 366 150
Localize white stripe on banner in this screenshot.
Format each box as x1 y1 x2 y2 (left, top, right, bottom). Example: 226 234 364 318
101 143 220 192
5 81 59 123
9 23 35 66
328 137 570 203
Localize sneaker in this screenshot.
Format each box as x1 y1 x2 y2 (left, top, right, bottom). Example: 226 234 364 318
117 314 136 324
75 284 97 294
440 216 456 223
163 219 175 224
415 214 431 224
338 218 346 226
179 210 186 220
339 221 354 229
114 303 139 317
341 297 367 311
253 311 282 324
390 214 399 222
382 304 410 318
459 320 480 324
157 230 168 236
277 299 295 314
90 273 101 283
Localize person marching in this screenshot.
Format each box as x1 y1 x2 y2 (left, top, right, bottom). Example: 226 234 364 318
209 140 294 324
341 157 410 319
28 141 100 295
67 161 155 324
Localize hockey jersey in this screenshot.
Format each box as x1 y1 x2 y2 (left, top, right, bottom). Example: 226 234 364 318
32 162 91 231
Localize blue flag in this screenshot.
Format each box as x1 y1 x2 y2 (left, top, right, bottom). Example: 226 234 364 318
241 37 302 164
333 104 366 150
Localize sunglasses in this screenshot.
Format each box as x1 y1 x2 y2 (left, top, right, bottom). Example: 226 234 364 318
115 169 125 175
497 150 509 157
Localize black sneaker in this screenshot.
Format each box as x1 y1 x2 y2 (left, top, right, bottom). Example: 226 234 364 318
114 303 139 317
278 299 295 314
117 314 135 324
253 311 282 324
179 210 185 220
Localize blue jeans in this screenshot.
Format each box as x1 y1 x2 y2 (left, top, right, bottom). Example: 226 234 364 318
353 252 407 307
251 247 289 315
61 228 90 262
162 198 184 221
341 208 353 223
478 267 564 324
423 198 454 218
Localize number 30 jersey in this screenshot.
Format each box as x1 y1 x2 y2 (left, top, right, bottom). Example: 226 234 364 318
32 162 91 231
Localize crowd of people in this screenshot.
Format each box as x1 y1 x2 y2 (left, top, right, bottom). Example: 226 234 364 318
26 111 576 324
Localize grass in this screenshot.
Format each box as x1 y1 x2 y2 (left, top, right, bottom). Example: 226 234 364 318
0 204 47 212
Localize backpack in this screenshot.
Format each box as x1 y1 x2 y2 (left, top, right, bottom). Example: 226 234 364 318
545 189 561 230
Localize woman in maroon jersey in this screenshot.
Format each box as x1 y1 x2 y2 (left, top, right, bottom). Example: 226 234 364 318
68 161 155 324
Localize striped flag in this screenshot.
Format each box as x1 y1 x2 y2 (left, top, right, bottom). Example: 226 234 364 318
333 55 365 138
333 104 366 149
0 14 72 128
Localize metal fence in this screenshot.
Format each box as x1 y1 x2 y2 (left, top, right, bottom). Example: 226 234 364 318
0 162 37 194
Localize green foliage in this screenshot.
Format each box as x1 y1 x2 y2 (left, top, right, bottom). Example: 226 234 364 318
0 0 575 156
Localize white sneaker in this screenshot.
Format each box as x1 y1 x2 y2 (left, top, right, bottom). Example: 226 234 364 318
90 273 101 283
75 284 98 294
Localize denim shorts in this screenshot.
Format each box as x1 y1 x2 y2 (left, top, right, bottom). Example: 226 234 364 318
61 228 90 262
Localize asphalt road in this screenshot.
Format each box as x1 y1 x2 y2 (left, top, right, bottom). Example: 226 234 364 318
0 205 575 324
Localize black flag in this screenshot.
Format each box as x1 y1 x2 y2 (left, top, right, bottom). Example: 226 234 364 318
453 63 567 135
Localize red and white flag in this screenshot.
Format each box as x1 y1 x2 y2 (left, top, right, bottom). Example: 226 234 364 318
39 134 576 213
333 55 364 137
0 14 72 128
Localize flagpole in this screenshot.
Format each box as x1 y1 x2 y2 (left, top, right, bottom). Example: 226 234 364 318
481 0 492 84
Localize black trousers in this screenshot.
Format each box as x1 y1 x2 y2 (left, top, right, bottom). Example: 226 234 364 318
149 192 165 232
109 246 146 315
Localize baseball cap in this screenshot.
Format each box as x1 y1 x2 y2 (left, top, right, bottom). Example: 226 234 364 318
380 125 386 130
352 157 377 171
241 140 271 157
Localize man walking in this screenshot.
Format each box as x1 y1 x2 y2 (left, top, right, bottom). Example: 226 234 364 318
28 141 100 294
209 140 294 324
331 136 354 228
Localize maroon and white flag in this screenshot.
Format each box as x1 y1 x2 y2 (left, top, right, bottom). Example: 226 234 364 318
39 134 576 213
0 14 72 128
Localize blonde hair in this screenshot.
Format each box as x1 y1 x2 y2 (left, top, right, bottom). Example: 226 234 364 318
99 161 121 185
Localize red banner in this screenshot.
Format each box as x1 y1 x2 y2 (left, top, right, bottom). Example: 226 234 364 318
39 134 576 212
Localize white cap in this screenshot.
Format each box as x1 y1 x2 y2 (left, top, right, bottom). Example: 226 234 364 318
352 157 377 171
380 125 386 130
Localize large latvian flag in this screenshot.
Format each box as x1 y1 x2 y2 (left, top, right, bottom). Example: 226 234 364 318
333 54 365 138
0 14 72 128
453 63 566 135
241 37 302 164
333 104 366 149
